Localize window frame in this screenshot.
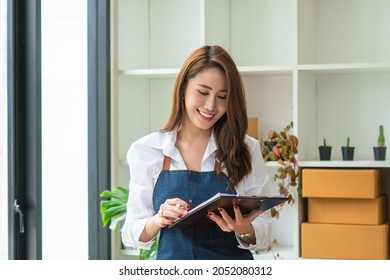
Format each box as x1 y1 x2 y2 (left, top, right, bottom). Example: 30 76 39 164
7 0 42 260
87 0 111 260
7 0 111 259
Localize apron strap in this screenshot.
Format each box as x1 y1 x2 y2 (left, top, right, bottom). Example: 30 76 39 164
162 156 172 170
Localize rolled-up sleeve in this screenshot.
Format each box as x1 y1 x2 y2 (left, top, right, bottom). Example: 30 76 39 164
121 144 157 250
235 137 272 252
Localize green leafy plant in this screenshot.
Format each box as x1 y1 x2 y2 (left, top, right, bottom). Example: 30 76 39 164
378 125 385 147
99 185 158 260
100 185 128 230
346 136 350 147
261 122 299 218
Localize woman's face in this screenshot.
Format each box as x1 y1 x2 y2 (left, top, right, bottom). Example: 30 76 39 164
183 67 228 132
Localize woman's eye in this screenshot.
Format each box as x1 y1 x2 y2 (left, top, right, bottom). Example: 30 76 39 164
218 95 227 100
197 90 208 96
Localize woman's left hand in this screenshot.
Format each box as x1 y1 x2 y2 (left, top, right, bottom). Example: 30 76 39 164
208 205 263 235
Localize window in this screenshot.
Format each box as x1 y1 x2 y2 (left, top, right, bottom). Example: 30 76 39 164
3 0 109 259
41 0 88 259
0 0 8 260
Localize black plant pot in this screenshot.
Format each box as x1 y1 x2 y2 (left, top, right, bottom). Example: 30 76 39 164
341 146 355 161
373 146 386 161
264 140 277 150
318 146 332 161
263 140 278 161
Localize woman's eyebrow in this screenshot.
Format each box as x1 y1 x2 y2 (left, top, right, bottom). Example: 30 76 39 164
197 83 227 93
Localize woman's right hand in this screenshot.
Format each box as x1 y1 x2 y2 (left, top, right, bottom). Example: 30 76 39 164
140 198 190 242
154 198 190 228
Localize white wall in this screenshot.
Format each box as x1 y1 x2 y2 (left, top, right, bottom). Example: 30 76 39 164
0 0 8 260
41 0 88 259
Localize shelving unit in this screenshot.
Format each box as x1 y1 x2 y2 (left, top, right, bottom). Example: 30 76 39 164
111 0 390 260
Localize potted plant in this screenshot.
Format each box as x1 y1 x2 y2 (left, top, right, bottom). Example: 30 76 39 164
318 138 332 160
261 122 299 218
100 185 158 260
341 136 355 160
373 125 386 161
262 137 278 161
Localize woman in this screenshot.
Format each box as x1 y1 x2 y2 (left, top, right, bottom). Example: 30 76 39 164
121 45 271 260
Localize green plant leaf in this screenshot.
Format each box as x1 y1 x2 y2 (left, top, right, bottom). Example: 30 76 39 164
99 185 129 227
100 190 126 200
279 173 287 180
263 122 299 217
100 200 124 210
102 204 127 217
108 213 127 231
99 185 159 259
114 185 129 193
100 203 127 227
100 186 129 199
269 152 277 161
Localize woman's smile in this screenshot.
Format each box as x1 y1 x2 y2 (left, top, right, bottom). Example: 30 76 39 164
183 67 227 131
197 109 215 121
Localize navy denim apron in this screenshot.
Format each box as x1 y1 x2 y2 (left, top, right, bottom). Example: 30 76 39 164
152 156 253 260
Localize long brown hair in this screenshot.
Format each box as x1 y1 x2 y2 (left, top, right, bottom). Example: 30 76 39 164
163 45 251 189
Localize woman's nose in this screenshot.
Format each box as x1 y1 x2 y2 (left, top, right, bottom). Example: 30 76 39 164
205 96 216 111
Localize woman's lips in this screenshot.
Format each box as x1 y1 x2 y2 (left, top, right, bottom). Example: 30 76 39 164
198 110 215 121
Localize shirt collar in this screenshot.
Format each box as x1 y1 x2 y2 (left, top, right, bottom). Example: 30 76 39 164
159 130 181 161
152 129 218 164
203 129 218 161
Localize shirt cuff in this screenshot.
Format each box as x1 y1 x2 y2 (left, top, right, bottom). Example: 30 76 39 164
236 221 272 252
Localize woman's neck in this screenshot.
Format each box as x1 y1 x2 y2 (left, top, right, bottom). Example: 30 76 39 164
177 124 211 142
176 123 212 171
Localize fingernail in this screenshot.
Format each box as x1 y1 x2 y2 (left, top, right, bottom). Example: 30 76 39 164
207 212 212 217
171 221 175 225
187 205 190 210
178 214 183 218
234 204 239 209
218 208 222 212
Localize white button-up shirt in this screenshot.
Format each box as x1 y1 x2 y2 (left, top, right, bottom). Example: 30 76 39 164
121 130 272 252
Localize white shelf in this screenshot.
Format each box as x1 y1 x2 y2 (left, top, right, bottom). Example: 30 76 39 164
118 68 179 78
298 0 390 64
118 63 390 79
238 66 293 76
297 70 390 161
299 160 390 168
118 66 294 78
265 161 282 168
253 245 296 260
297 63 390 73
112 0 390 260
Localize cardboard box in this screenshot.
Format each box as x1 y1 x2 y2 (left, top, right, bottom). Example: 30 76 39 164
301 222 389 259
308 196 387 225
247 117 258 139
302 169 381 198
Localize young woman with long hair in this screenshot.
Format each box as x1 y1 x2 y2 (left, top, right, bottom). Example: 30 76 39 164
121 45 271 260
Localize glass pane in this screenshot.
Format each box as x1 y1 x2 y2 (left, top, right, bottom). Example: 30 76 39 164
0 0 8 260
41 0 88 259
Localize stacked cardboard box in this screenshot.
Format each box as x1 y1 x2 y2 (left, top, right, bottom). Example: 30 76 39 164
247 117 258 139
301 168 389 259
